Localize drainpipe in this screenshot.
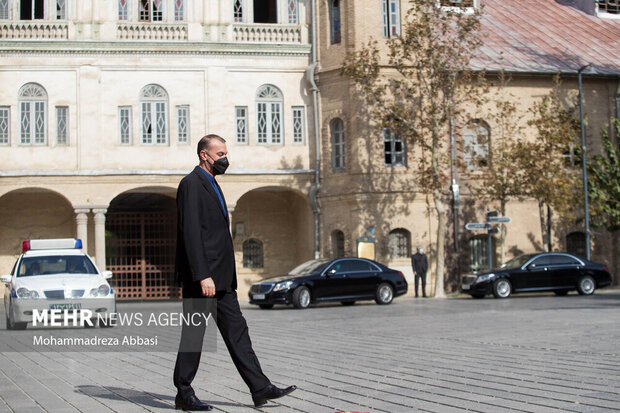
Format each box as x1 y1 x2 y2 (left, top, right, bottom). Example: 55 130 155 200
449 100 459 251
307 0 321 259
578 63 592 260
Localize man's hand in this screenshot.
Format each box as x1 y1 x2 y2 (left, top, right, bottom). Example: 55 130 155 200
200 277 216 297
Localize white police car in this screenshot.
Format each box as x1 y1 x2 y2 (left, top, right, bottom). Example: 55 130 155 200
1 239 115 329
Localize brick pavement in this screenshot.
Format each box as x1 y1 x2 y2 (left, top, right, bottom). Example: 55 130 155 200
1 289 619 412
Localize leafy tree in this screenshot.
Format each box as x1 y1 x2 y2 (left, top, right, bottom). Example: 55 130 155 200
588 119 620 231
520 76 581 251
341 0 485 296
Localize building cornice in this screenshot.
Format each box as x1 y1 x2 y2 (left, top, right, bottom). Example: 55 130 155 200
0 41 312 57
0 169 316 177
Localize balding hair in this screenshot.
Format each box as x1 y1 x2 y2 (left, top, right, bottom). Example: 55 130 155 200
197 134 226 156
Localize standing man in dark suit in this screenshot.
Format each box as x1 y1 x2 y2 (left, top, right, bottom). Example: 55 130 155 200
411 245 428 298
173 134 296 411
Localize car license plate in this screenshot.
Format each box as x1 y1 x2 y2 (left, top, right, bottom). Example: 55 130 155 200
50 303 82 310
462 284 471 290
253 294 265 300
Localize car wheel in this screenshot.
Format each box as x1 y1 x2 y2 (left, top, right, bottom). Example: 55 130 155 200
292 286 311 309
259 304 274 309
375 283 394 305
577 275 595 295
554 290 569 296
341 300 355 306
470 293 485 299
492 279 512 299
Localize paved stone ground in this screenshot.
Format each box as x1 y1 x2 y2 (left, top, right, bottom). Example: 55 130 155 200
1 289 619 412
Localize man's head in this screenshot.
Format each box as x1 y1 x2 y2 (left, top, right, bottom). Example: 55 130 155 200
197 134 229 176
417 245 424 254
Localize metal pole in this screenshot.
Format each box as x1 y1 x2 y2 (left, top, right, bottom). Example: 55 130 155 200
487 228 493 270
578 64 591 260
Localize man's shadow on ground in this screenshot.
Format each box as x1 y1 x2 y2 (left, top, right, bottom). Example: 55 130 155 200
75 385 246 409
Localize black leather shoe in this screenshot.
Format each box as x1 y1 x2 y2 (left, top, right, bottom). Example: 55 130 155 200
175 394 213 411
252 384 297 407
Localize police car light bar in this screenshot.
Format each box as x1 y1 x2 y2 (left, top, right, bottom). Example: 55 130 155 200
22 239 82 252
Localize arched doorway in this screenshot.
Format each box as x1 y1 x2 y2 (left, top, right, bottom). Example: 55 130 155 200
106 189 178 299
0 188 74 272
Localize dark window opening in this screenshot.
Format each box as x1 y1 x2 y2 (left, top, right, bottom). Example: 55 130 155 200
21 0 45 20
254 0 277 23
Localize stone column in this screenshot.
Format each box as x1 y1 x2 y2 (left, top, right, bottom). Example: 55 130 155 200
74 208 90 252
93 208 108 271
227 205 235 235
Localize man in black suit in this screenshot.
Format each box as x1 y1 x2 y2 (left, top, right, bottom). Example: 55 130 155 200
411 245 428 298
173 134 296 411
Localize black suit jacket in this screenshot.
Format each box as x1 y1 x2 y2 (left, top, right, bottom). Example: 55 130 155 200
411 253 428 275
174 166 237 291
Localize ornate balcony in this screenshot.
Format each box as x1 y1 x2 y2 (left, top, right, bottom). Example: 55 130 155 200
116 22 187 41
232 24 302 43
0 22 68 39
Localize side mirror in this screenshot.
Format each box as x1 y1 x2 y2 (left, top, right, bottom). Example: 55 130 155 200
101 270 113 279
527 264 536 270
0 275 11 283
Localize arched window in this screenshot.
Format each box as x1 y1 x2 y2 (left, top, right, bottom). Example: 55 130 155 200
388 228 410 259
256 84 283 144
464 120 490 170
243 239 263 268
469 235 490 272
566 232 586 258
332 230 345 258
329 0 341 44
19 83 48 145
140 84 168 145
331 118 345 171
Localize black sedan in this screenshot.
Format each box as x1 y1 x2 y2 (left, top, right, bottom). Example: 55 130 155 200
248 258 408 309
461 252 613 299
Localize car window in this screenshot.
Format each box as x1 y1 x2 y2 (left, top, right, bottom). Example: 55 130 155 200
530 256 553 267
551 255 580 266
289 259 330 275
327 261 346 274
18 256 97 277
344 260 373 272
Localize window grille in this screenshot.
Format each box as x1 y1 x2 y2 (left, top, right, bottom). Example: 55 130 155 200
0 0 8 20
140 84 168 145
292 106 305 143
118 0 129 20
388 229 410 259
469 236 489 272
235 106 248 144
288 0 298 24
56 106 68 145
140 0 163 21
176 105 189 144
174 0 184 21
56 0 66 19
330 0 341 44
119 106 132 144
234 0 244 22
331 118 345 170
598 0 620 14
256 85 283 144
19 83 47 145
243 239 263 268
464 120 490 170
383 128 405 166
0 106 9 145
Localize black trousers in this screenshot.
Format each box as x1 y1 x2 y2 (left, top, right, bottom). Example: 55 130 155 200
173 287 270 398
414 272 427 297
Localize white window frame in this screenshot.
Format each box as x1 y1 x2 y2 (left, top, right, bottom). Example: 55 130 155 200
383 128 405 166
292 106 305 144
287 0 298 24
176 105 189 144
19 83 47 146
139 0 164 22
234 0 244 22
0 106 9 145
0 0 9 20
119 106 132 145
174 0 185 21
140 84 169 145
463 121 489 171
331 118 345 171
235 106 248 144
381 0 400 38
118 0 129 20
256 85 283 145
55 106 68 145
56 0 66 20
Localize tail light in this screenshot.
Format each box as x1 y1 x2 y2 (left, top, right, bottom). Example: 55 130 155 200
603 265 610 273
398 271 406 280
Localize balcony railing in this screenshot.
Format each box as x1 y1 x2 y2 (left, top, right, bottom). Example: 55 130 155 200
0 21 68 39
116 22 187 41
232 24 301 43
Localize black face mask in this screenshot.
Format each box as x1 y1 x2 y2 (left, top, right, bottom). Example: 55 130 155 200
211 156 229 176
